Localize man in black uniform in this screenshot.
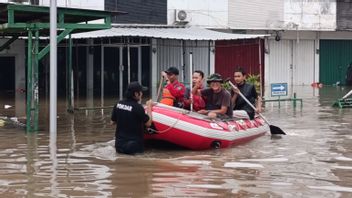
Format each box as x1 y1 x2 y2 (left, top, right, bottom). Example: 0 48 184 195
111 81 153 155
231 68 262 120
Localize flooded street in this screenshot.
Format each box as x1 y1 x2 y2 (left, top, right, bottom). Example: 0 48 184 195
0 86 351 197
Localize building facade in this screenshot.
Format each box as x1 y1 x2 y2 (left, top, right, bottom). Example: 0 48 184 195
169 0 352 98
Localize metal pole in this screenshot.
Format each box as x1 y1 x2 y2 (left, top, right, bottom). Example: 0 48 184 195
68 34 73 110
66 38 69 109
138 46 142 83
50 0 57 136
290 40 294 97
258 38 263 97
189 52 193 112
101 44 104 107
34 30 39 131
26 30 33 132
181 40 185 82
86 40 94 109
119 47 123 100
294 26 299 96
127 42 131 84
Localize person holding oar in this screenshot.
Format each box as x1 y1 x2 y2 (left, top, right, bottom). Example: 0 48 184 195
226 69 286 135
160 67 186 108
230 68 262 120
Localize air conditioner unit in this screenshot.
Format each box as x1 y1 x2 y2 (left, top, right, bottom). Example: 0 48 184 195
175 9 190 23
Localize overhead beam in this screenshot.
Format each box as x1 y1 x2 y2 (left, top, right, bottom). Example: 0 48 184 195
38 29 73 60
0 35 18 52
7 22 111 30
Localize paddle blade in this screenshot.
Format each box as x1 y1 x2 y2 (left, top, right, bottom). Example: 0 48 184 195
4 105 12 109
269 125 286 135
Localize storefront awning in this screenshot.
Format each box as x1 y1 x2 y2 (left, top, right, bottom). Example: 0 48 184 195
72 25 267 41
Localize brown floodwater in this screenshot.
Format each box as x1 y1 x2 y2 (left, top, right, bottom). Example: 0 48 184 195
0 86 351 197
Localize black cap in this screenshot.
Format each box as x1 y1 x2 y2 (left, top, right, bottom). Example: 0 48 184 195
127 81 148 93
207 73 223 84
165 67 179 75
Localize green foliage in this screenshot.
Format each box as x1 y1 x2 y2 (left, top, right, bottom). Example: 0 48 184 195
246 74 261 93
222 81 232 91
222 74 261 93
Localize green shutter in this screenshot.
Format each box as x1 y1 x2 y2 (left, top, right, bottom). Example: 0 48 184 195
320 40 352 85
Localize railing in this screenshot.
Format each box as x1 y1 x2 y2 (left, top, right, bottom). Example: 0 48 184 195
263 93 303 108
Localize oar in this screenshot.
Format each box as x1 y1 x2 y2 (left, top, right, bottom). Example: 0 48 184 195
189 52 193 111
156 75 165 102
342 89 352 100
228 80 286 135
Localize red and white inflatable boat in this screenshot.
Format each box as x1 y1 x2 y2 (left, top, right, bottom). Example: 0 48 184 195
144 103 269 150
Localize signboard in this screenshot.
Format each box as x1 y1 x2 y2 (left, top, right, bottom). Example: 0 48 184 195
271 83 288 97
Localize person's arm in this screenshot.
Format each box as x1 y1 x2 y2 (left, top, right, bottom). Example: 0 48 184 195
192 95 205 111
144 99 153 127
208 106 228 115
192 82 202 96
230 89 238 107
251 86 262 113
168 83 185 100
255 96 262 113
111 105 117 125
161 71 170 85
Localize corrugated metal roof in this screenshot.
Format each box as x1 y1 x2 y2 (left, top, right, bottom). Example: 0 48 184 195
72 26 267 41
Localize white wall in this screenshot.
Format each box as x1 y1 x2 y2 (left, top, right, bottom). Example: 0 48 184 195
168 0 228 28
0 39 26 116
0 0 27 2
265 38 316 88
228 0 336 31
284 0 336 30
229 0 284 30
265 40 292 87
39 0 104 10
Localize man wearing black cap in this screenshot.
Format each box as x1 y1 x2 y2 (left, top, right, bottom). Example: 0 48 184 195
160 67 186 107
195 73 232 118
111 81 153 155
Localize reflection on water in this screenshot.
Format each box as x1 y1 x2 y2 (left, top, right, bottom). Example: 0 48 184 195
0 86 351 197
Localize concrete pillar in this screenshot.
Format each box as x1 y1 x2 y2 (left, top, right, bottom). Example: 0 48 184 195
14 40 26 117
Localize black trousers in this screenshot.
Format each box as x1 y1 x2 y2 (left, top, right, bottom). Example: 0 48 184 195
116 140 144 155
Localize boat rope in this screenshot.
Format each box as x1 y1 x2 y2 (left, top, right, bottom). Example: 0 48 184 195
147 111 186 134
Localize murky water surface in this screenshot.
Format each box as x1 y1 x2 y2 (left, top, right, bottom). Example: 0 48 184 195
0 86 351 197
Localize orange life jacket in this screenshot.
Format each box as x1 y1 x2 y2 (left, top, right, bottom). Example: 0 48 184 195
160 88 175 106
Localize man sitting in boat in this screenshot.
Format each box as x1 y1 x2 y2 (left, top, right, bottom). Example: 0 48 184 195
111 81 153 155
231 68 262 120
195 73 233 118
160 67 186 108
183 70 206 111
